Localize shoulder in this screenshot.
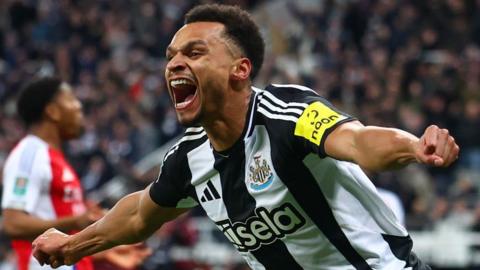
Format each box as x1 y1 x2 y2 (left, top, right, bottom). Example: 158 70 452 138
162 126 208 165
4 136 49 174
253 84 335 125
262 83 323 102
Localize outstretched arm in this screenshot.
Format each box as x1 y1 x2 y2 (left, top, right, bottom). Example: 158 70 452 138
325 121 459 171
32 186 188 268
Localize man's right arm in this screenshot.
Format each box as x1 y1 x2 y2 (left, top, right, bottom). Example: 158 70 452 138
33 186 188 267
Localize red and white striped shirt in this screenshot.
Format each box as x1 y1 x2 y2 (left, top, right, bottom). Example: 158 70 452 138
2 135 93 270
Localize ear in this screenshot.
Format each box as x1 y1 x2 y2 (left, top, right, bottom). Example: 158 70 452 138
230 58 252 81
44 103 61 122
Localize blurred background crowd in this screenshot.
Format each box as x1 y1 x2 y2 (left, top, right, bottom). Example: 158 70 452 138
1 0 480 269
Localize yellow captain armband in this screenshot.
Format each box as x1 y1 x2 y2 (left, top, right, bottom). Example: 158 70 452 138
294 102 347 146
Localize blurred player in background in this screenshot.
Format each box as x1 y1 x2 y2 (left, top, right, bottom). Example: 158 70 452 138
1 77 150 270
32 4 459 270
1 77 102 270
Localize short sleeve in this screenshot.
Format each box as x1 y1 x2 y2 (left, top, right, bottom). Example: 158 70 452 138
293 99 355 157
149 151 198 208
263 84 356 158
1 146 50 213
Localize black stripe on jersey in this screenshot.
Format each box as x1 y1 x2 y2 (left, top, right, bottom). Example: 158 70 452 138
251 239 303 270
381 234 412 264
206 180 221 199
150 135 207 207
214 141 255 222
382 234 430 269
164 131 207 162
317 117 357 158
213 133 302 269
272 155 372 269
213 88 259 220
406 252 431 270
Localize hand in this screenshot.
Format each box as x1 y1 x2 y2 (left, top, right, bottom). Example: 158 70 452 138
32 228 79 268
415 125 460 167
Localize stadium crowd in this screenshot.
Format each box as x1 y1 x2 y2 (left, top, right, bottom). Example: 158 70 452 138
1 0 480 269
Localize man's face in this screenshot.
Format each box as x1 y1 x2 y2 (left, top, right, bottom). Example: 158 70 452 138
165 22 239 126
50 83 85 140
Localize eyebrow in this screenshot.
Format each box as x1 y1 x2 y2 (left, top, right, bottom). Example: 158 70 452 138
166 39 208 55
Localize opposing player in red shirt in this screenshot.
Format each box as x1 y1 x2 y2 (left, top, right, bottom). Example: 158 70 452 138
1 77 104 270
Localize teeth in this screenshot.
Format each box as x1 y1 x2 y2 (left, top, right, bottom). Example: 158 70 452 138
170 79 194 87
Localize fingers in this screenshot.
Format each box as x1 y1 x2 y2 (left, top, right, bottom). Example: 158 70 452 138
443 137 460 166
32 247 48 266
49 255 66 269
422 125 439 155
32 228 71 268
419 125 460 167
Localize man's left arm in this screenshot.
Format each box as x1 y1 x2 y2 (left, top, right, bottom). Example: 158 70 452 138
324 121 460 171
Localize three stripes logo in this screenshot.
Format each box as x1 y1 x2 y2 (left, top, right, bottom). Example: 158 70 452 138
200 181 221 202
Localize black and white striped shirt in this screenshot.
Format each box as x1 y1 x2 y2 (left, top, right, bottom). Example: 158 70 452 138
150 84 429 270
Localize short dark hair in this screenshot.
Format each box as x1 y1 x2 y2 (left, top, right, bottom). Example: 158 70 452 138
185 4 265 79
16 77 62 127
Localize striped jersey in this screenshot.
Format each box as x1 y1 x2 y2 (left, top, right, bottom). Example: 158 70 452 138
149 84 429 270
1 135 93 270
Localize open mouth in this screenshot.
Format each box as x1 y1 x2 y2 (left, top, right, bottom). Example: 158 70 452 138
170 78 198 109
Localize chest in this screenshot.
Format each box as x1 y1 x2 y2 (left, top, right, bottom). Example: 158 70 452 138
189 126 288 222
47 153 85 213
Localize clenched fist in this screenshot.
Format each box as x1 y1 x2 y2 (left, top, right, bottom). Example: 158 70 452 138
32 228 78 268
415 125 460 167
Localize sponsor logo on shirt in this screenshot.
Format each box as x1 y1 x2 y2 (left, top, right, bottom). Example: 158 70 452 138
216 203 306 252
294 102 346 145
13 177 28 196
63 186 83 202
62 168 75 182
247 155 273 191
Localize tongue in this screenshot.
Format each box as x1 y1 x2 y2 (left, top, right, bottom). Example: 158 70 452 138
184 94 195 103
176 94 196 109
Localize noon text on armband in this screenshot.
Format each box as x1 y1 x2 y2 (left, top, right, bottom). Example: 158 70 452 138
216 203 306 252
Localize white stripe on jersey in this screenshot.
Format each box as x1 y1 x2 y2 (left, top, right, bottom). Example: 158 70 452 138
185 126 204 134
243 126 352 269
303 154 409 268
187 140 228 221
257 107 298 123
244 91 259 141
262 91 308 109
259 98 304 116
303 155 407 236
271 83 318 94
164 131 207 161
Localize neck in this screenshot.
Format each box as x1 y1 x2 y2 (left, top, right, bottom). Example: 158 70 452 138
203 88 252 152
29 122 62 150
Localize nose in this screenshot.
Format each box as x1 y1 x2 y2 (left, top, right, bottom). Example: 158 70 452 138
166 54 187 73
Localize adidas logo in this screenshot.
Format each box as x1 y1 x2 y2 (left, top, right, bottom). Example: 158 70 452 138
200 181 221 202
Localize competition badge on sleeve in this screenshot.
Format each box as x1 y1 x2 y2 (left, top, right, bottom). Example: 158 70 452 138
13 177 28 196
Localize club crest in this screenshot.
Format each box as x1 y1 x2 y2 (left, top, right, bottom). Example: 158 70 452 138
248 155 274 191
